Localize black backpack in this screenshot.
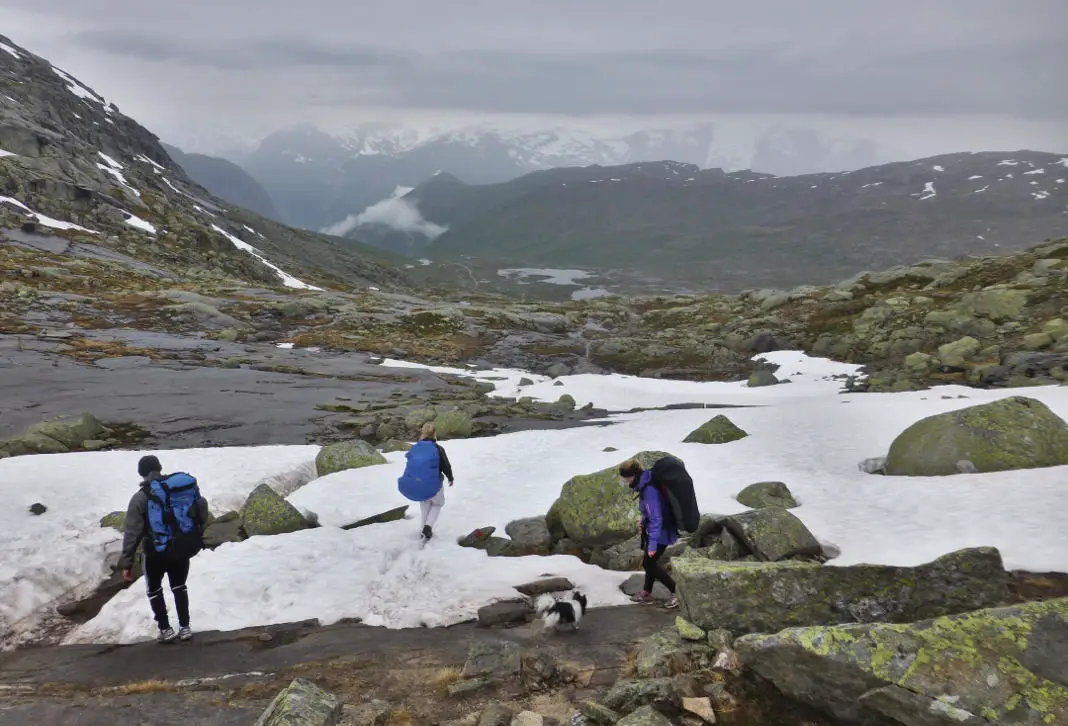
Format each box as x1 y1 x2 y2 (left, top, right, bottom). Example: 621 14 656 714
650 456 700 533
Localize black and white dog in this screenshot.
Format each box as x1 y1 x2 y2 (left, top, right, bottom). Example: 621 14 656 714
534 591 588 632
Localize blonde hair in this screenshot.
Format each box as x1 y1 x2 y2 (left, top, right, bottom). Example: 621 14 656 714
420 422 437 440
619 459 643 478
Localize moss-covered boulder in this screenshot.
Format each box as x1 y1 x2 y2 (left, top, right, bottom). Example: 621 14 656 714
722 508 821 561
673 547 1006 634
434 409 473 439
380 439 412 453
936 335 981 367
240 484 311 537
253 677 343 726
100 511 126 531
736 597 1068 725
735 481 798 510
884 396 1068 476
202 511 246 548
552 451 670 547
683 415 748 445
24 412 108 450
747 369 779 387
315 440 387 477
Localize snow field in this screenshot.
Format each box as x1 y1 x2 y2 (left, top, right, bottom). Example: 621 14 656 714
5 352 1068 644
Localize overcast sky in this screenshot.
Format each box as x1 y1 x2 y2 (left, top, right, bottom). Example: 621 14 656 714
3 0 1067 156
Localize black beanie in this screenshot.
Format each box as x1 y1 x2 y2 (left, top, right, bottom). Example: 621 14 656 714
137 455 162 477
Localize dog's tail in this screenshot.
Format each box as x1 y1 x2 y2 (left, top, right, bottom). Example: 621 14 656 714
572 590 588 613
534 593 557 614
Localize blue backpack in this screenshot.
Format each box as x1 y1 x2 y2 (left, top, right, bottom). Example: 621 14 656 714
146 472 204 558
398 441 442 502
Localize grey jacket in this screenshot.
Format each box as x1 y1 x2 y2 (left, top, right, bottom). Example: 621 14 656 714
120 476 209 570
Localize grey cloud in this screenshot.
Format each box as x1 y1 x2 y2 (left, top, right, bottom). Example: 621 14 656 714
6 0 1068 124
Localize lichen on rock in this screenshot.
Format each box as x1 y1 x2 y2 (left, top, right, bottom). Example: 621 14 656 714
315 440 387 477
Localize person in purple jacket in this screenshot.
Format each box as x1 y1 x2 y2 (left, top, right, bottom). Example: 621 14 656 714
619 459 679 608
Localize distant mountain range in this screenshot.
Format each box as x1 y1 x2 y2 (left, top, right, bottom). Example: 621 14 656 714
193 122 896 232
161 143 281 221
360 151 1068 291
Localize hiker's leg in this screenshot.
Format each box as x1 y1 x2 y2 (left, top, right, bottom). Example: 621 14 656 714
167 556 191 628
419 500 432 528
424 487 445 528
643 545 676 594
143 553 171 630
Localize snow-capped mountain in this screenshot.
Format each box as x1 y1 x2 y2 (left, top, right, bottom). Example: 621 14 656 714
222 122 894 232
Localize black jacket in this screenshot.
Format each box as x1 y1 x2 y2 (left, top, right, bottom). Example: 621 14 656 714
425 440 453 483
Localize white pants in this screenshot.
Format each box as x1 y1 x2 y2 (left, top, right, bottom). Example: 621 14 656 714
420 486 445 528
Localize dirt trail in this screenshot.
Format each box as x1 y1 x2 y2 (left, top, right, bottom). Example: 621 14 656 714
0 605 675 725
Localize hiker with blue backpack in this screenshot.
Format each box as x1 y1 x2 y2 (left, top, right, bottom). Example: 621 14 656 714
620 455 700 609
120 455 209 643
398 422 455 542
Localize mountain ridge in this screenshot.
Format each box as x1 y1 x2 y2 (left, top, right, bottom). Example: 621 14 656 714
0 34 406 293
161 142 282 222
364 150 1068 291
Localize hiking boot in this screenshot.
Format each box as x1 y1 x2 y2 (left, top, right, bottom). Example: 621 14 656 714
157 627 177 644
629 590 655 604
177 626 193 642
421 525 433 541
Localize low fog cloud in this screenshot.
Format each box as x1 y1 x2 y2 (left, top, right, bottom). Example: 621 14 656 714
322 186 447 239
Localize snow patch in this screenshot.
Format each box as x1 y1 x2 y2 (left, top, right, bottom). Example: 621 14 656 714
48 354 1068 644
0 149 15 158
998 159 1020 167
211 224 323 290
96 153 140 198
0 196 98 234
968 175 983 181
1032 191 1050 200
1023 168 1045 175
0 42 20 59
932 165 945 172
124 212 157 234
51 67 106 108
135 154 165 173
919 182 937 201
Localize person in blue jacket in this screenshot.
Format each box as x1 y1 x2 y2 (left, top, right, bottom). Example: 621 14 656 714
398 422 455 542
619 458 679 608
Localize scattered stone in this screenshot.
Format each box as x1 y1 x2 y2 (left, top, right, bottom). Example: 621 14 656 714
601 679 680 717
435 409 474 439
674 547 1007 634
478 599 534 627
29 502 47 516
99 511 125 531
519 378 534 387
705 629 733 653
0 412 109 456
504 516 553 555
479 703 517 726
722 508 822 561
315 440 388 476
736 596 1068 726
253 677 343 726
620 574 673 602
551 451 669 547
241 484 312 537
581 701 621 725
514 577 576 597
339 505 409 530
616 705 672 726
747 369 779 387
346 699 393 726
458 527 496 548
702 683 737 714
602 446 618 452
461 640 522 680
380 439 412 453
885 396 1068 476
936 335 981 367
448 677 494 698
635 630 693 679
202 511 246 548
734 481 798 509
511 710 544 726
857 456 887 475
681 697 716 724
675 617 705 642
682 415 747 445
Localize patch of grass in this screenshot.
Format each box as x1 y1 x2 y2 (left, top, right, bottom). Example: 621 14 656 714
619 650 638 678
111 679 177 695
430 666 462 697
388 707 413 725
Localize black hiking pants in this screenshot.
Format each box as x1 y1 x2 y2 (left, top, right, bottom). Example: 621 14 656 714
143 552 191 630
642 544 676 594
